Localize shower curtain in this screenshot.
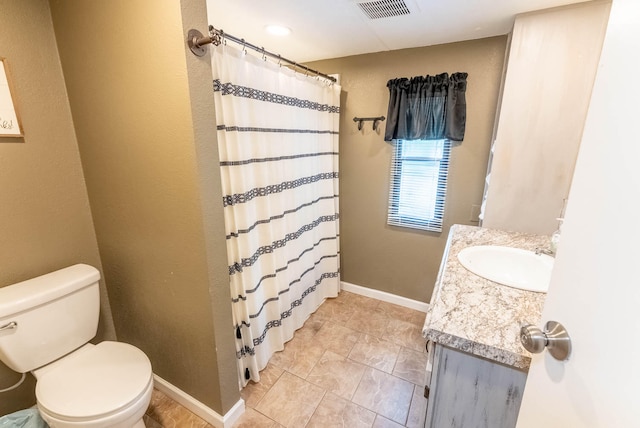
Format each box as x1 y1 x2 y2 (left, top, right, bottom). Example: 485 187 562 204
211 43 341 387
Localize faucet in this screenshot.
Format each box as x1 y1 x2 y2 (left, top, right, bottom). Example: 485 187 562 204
535 247 554 256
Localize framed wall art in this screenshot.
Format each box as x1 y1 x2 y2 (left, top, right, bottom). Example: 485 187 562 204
0 58 23 137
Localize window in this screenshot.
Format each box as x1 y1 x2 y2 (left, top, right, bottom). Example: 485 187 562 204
387 139 451 232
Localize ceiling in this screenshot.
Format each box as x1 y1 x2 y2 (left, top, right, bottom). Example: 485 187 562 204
205 0 590 63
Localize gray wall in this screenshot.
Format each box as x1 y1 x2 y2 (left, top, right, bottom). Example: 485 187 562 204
308 36 507 302
0 0 116 415
48 0 239 414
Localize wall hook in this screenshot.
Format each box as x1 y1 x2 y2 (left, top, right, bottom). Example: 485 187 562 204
353 116 385 132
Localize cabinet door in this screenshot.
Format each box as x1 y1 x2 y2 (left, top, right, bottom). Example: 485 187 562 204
481 2 610 235
425 344 527 428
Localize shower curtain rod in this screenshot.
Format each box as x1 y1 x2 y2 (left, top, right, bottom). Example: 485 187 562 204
187 26 337 83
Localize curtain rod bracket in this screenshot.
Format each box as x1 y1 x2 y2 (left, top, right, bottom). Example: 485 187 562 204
187 27 223 57
187 29 211 57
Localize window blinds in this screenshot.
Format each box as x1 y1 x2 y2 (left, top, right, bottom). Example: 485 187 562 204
387 139 451 232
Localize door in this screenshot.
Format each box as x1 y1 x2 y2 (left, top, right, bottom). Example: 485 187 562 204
516 0 640 426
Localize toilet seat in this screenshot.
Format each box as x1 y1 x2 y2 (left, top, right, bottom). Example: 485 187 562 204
35 341 152 422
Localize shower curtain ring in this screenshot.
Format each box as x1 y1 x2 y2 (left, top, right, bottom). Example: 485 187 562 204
241 39 247 54
217 28 227 46
207 26 222 46
261 47 267 61
277 55 282 67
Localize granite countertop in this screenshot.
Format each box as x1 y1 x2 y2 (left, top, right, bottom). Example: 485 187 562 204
422 224 550 370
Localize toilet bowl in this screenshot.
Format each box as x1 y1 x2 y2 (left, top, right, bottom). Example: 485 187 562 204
34 342 153 428
0 265 153 428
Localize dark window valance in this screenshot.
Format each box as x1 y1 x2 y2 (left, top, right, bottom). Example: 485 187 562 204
384 72 468 142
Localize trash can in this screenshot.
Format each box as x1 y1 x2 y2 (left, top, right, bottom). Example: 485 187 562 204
0 409 47 428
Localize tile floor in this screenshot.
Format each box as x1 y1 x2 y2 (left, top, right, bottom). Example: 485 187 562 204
235 291 428 428
144 388 213 428
144 291 429 428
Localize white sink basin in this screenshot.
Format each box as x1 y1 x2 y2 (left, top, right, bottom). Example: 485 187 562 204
457 245 554 292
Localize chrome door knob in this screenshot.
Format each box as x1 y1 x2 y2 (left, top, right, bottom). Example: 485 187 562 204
520 321 571 361
520 325 547 354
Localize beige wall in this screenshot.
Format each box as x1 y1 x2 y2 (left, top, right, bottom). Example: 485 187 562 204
482 2 611 235
0 0 116 415
49 0 238 415
308 36 507 302
178 0 241 414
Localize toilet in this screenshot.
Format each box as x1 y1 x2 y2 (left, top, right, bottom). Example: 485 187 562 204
0 264 153 428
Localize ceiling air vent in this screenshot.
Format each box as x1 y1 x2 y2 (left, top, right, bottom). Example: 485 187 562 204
357 0 411 19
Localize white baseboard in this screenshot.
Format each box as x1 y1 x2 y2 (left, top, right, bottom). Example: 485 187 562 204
340 281 429 313
152 374 245 428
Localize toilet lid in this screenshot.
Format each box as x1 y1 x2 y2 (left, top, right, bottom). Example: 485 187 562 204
36 341 152 420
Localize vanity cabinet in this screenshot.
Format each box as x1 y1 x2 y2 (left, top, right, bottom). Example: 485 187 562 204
422 225 550 428
424 343 527 428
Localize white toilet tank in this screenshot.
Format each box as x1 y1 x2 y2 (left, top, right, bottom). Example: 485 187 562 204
0 264 100 373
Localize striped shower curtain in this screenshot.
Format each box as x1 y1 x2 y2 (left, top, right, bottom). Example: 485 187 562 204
211 43 341 387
